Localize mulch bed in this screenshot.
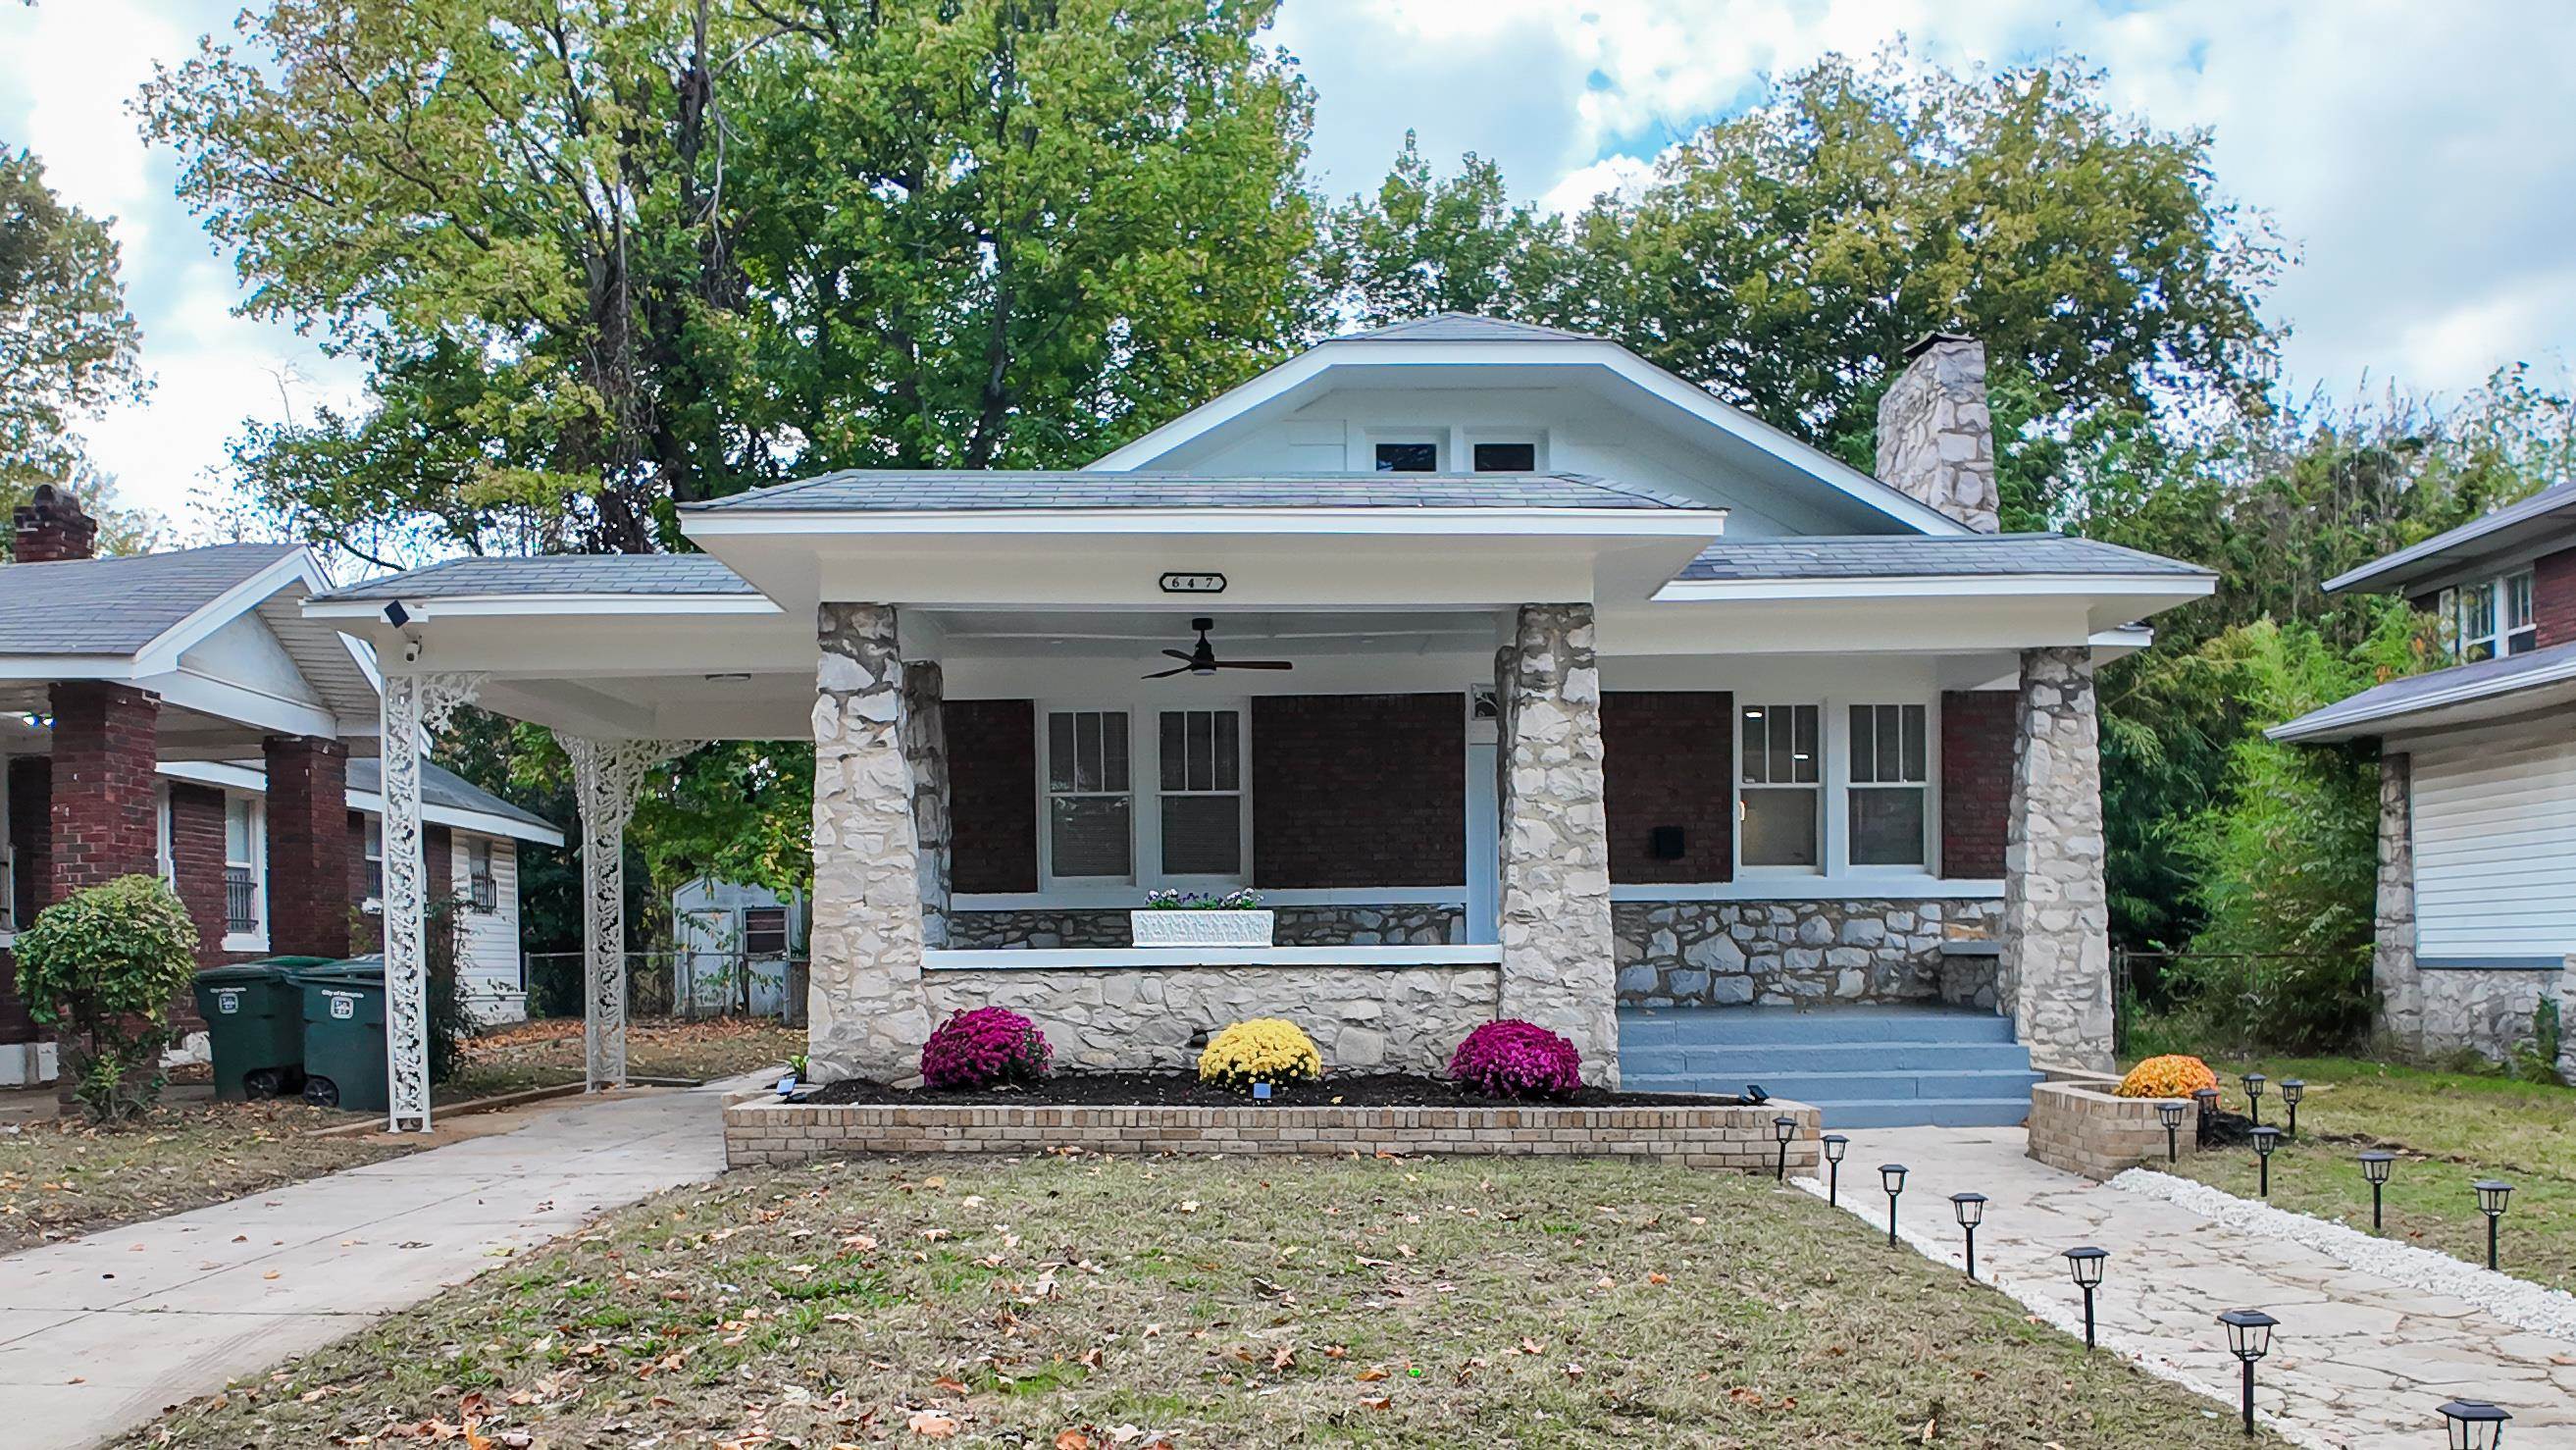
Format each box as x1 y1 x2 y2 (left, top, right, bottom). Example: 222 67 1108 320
803 1070 1753 1109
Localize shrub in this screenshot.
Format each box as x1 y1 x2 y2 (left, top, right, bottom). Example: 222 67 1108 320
350 894 474 1083
1449 1019 1583 1100
1197 1017 1322 1090
2116 1054 2219 1100
920 1007 1052 1089
12 874 201 1122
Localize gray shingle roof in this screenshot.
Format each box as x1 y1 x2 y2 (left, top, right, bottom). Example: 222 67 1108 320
0 543 300 656
347 756 560 837
1674 534 2214 582
2324 480 2576 595
2269 638 2576 743
1330 313 1605 344
685 471 1704 515
315 553 757 602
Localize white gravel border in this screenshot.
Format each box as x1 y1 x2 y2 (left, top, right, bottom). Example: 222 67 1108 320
2111 1166 2576 1342
1790 1175 2330 1448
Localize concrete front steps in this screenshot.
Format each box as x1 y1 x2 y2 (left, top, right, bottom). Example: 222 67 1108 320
1617 1005 2039 1129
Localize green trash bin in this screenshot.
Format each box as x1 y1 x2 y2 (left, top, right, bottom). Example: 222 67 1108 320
290 956 390 1113
191 957 332 1101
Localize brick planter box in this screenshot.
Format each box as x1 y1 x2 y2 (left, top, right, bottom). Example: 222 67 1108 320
2026 1071 2190 1180
725 1094 1820 1172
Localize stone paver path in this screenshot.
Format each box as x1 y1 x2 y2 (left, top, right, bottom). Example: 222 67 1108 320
1807 1126 2576 1449
0 1080 746 1449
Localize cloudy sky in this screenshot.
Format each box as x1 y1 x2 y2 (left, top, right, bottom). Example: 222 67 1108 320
4 0 2572 538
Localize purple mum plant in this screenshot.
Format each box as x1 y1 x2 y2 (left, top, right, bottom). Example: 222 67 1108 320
1449 1018 1582 1101
919 1007 1053 1090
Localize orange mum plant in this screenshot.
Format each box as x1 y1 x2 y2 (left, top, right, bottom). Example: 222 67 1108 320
2116 1054 2218 1100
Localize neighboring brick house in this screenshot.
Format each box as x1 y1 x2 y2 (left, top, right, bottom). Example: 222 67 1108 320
372 318 2214 1126
0 488 560 1084
2274 481 2576 1073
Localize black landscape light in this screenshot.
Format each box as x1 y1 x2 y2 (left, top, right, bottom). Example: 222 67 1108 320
1880 1164 1908 1247
2438 1398 2512 1450
2216 1309 2278 1435
2251 1125 2282 1198
2241 1072 2267 1127
2157 1100 2188 1164
1822 1133 1849 1207
2064 1246 2108 1349
1774 1114 1798 1182
2279 1078 2304 1137
2194 1086 2221 1143
2474 1180 2513 1271
1950 1192 1987 1278
2360 1151 2396 1231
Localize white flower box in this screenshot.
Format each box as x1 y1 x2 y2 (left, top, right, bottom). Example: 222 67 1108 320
1129 908 1274 948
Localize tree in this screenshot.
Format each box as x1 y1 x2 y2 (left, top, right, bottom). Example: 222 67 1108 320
0 144 148 506
1317 131 1571 329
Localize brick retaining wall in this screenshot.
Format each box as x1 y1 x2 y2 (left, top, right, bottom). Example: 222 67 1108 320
2026 1072 2188 1180
726 1095 1820 1172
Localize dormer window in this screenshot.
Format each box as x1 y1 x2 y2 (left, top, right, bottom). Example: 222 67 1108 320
1472 441 1537 472
1374 441 1439 472
2445 569 2537 661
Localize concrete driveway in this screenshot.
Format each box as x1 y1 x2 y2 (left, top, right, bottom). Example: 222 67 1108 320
0 1079 747 1449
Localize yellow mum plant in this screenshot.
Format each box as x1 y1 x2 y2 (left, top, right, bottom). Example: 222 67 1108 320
2117 1054 2219 1100
1197 1017 1323 1090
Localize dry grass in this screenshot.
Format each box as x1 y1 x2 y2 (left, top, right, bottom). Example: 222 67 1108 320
440 1015 800 1101
117 1154 2281 1448
2162 1054 2576 1292
0 1098 394 1254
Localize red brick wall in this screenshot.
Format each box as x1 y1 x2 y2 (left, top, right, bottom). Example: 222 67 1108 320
427 824 453 904
949 699 1037 894
11 485 98 562
167 783 249 996
1602 691 1733 883
262 736 351 958
1941 690 2014 879
1252 694 1463 889
2535 546 2576 649
48 682 159 896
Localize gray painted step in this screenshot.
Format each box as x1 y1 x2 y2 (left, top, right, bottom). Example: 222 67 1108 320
1621 1040 2033 1075
1627 1068 2044 1104
1618 1005 2016 1046
1616 1005 2035 1129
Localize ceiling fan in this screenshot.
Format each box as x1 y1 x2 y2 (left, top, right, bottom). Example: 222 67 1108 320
1143 618 1295 679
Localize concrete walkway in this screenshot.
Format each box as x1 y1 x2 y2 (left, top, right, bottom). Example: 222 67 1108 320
1807 1126 2576 1449
0 1081 743 1449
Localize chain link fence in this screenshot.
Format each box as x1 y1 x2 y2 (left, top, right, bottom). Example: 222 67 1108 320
525 950 807 1024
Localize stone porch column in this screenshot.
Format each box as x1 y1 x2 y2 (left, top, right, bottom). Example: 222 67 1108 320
1494 603 1619 1087
2374 751 2423 1050
1997 647 2114 1073
902 660 952 951
808 603 930 1082
263 735 351 959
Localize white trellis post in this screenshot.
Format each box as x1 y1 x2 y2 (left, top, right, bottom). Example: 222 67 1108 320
563 737 702 1089
380 670 485 1132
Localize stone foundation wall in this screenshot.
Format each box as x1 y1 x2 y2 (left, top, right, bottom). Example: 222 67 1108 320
725 1095 1821 1171
922 962 1498 1074
2411 962 2576 1074
1613 898 2002 1008
950 905 1463 949
2027 1072 2187 1180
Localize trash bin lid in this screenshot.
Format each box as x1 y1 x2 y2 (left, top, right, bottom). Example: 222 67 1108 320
287 954 388 988
196 956 335 983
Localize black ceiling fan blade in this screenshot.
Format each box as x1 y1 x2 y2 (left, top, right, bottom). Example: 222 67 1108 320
1161 648 1196 663
1142 664 1193 679
1215 659 1295 670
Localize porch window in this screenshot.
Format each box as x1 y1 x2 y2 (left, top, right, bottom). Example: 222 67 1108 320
1158 708 1243 876
1046 709 1133 878
224 796 263 936
1738 703 1820 868
1847 703 1930 866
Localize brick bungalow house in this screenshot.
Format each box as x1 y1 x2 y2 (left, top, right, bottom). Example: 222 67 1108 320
2271 481 2576 1073
0 488 560 1085
310 317 2215 1132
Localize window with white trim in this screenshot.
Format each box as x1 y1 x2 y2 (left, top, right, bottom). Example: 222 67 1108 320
2444 569 2538 661
1470 440 1538 472
1846 703 1931 867
1738 703 1821 868
1045 709 1133 879
467 836 497 911
1373 440 1440 472
155 788 175 887
1158 708 1244 876
223 796 264 937
362 816 384 902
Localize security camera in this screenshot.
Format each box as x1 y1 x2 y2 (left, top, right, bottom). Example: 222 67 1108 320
401 639 423 665
383 599 410 629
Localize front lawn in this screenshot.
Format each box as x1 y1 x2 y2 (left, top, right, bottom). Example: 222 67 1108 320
0 1098 394 1254
439 1014 800 1101
119 1154 2281 1448
2158 1054 2576 1292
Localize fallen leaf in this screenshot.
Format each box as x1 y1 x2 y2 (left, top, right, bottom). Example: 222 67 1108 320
907 1410 958 1438
1055 1432 1093 1450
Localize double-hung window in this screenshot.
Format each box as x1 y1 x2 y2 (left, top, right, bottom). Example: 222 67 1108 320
1159 709 1243 876
1847 703 1930 867
1738 703 1821 868
2446 569 2538 661
1046 709 1133 879
362 817 385 902
467 837 497 911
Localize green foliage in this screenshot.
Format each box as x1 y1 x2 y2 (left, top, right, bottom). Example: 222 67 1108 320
0 144 154 519
2510 998 2565 1087
349 894 477 1083
12 875 201 1122
1317 131 1575 327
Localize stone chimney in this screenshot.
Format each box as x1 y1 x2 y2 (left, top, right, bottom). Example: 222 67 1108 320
13 483 98 562
1876 333 2000 533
